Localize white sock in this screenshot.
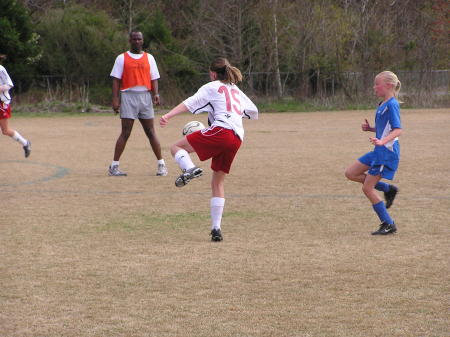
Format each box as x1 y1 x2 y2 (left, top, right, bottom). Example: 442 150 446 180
174 149 195 171
12 131 27 146
157 159 165 165
211 197 225 230
111 160 119 167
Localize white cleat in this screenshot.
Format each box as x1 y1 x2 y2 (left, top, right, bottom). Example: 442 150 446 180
108 165 127 176
156 163 168 176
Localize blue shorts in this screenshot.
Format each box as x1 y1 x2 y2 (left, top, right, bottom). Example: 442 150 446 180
358 151 396 180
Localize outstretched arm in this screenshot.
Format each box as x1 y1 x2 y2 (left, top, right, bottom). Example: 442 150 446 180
159 103 189 127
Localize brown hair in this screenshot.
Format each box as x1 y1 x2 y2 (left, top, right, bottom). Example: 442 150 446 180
210 57 242 84
0 54 7 64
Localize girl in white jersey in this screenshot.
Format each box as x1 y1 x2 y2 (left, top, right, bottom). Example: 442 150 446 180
0 55 31 158
160 57 258 242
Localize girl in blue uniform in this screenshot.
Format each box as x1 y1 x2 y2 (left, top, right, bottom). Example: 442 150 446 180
345 71 402 235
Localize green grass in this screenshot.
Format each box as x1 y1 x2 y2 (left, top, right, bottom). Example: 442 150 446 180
257 101 320 112
13 94 447 116
14 100 374 116
13 101 111 117
257 99 377 112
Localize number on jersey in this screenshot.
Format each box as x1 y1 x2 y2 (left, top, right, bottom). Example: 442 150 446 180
218 86 242 116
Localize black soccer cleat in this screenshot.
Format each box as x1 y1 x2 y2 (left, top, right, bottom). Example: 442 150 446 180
23 140 31 158
211 228 223 242
384 185 398 209
175 167 203 187
371 222 397 235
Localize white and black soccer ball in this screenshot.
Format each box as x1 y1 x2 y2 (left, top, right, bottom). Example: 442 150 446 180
182 121 205 136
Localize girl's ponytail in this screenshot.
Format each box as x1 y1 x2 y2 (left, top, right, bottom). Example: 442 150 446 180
210 57 242 84
225 63 243 85
394 79 402 99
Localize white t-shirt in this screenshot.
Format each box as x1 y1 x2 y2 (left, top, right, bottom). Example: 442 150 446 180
0 65 14 104
110 51 160 92
183 80 258 140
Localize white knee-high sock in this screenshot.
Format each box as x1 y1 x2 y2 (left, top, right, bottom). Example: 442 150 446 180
174 149 195 171
211 197 225 230
12 131 27 146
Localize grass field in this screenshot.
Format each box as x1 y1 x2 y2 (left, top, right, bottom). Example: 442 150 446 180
1 109 449 337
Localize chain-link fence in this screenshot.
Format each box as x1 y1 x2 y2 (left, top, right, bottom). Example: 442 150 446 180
13 69 449 107
184 69 449 107
238 69 450 99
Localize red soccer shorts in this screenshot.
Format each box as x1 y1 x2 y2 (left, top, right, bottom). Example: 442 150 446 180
0 102 11 119
187 126 242 174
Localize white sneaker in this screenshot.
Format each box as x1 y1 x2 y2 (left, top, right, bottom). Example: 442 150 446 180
108 165 127 176
156 163 168 176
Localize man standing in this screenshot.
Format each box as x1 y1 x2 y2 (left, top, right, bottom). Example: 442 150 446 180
109 31 167 176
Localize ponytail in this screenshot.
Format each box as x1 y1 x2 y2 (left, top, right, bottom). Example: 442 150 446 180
225 65 243 84
394 80 402 99
210 57 242 84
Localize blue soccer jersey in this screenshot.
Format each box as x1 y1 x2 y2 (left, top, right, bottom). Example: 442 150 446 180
373 97 402 169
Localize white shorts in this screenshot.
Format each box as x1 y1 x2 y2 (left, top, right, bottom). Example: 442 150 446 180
120 91 154 119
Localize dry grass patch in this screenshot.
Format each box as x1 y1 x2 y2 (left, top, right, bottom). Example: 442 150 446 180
1 109 449 337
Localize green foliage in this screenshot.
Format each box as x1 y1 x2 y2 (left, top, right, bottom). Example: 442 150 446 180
88 85 112 106
0 0 41 90
165 54 197 77
36 4 126 83
135 10 173 48
307 54 337 74
134 9 199 94
401 41 417 70
9 0 448 107
258 100 318 113
403 41 416 52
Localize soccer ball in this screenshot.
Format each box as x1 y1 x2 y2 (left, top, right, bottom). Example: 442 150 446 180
182 121 205 136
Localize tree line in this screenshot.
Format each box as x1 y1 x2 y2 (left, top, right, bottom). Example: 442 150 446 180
1 0 448 106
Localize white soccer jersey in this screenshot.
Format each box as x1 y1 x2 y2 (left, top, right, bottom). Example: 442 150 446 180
0 65 14 104
110 51 160 91
183 80 258 140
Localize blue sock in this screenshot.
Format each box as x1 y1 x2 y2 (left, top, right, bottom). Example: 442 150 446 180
375 181 390 192
372 201 394 224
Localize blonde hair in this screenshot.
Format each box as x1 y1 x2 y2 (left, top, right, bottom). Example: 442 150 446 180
377 71 402 99
210 57 242 84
